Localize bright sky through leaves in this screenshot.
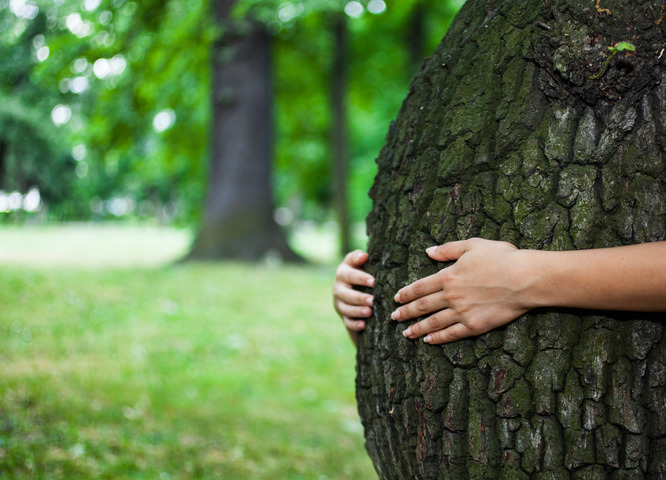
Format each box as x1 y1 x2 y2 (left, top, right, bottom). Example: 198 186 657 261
51 104 71 125
153 109 176 133
344 1 363 18
9 0 38 19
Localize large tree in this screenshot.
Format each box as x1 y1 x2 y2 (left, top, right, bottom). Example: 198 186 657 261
187 0 299 261
357 0 666 478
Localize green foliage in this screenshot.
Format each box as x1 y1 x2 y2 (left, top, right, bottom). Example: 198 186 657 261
0 5 79 219
0 225 374 478
273 0 464 222
0 0 463 225
0 94 77 207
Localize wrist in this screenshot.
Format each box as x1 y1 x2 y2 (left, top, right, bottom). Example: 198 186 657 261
514 249 554 310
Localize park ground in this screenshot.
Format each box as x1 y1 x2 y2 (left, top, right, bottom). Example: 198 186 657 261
0 223 377 479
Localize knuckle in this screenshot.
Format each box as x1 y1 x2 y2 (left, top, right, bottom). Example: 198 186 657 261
416 297 429 312
467 321 482 336
427 315 440 330
335 264 345 279
439 269 454 284
445 329 462 342
354 291 365 304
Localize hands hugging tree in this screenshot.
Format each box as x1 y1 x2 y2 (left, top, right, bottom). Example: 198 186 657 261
334 238 666 346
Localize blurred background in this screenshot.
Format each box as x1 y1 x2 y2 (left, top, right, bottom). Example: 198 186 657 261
0 0 462 477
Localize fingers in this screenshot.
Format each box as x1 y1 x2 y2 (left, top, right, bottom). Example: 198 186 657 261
343 249 369 268
334 296 373 319
425 239 475 262
336 259 375 289
334 281 374 308
333 256 374 321
343 316 366 332
423 323 475 345
391 288 449 321
402 309 456 339
334 251 374 334
394 271 443 304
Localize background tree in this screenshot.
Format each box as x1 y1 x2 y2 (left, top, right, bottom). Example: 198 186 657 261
332 11 351 256
187 0 298 261
357 0 666 478
0 0 464 255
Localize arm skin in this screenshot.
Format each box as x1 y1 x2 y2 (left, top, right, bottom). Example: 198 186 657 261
393 238 666 345
333 250 375 346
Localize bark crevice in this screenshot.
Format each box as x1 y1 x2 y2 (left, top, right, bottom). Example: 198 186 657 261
357 0 666 478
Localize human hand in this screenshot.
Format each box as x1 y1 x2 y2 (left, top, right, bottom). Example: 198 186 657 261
333 250 375 344
392 238 534 344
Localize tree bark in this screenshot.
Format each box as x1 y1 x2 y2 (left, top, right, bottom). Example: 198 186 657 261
187 0 300 262
357 0 666 478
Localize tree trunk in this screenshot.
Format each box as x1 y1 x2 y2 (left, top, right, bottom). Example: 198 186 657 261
187 0 300 262
0 140 6 188
332 14 352 256
357 0 666 478
406 3 426 72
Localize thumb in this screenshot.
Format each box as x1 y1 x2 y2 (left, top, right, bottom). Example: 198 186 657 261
426 239 472 262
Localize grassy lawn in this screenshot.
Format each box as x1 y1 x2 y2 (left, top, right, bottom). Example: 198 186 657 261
0 224 377 479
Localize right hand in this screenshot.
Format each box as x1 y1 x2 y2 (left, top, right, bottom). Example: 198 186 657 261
333 250 375 343
392 238 530 344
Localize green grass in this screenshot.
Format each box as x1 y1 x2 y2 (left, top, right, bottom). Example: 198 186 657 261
0 224 377 479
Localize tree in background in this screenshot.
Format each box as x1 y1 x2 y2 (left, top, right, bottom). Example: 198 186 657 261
273 0 464 253
0 0 463 256
332 9 351 256
187 0 299 261
358 0 666 477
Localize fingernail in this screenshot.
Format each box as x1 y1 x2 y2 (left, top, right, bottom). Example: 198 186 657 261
403 327 412 337
391 310 401 320
394 293 401 303
426 247 437 255
365 296 374 306
367 277 375 287
424 335 432 343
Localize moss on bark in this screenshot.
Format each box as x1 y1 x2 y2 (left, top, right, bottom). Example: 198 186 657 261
357 0 666 478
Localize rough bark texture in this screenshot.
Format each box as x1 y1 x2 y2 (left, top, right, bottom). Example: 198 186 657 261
187 0 299 262
357 0 666 478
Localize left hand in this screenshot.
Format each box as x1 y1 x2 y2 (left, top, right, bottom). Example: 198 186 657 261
391 238 534 344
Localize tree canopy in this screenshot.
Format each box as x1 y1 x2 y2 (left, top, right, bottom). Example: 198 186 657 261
0 0 463 238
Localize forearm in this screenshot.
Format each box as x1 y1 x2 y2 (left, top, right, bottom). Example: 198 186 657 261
525 241 666 312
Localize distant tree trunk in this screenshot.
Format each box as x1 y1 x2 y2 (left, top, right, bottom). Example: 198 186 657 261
357 0 666 478
332 14 351 256
406 3 426 71
0 140 6 188
187 0 300 262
